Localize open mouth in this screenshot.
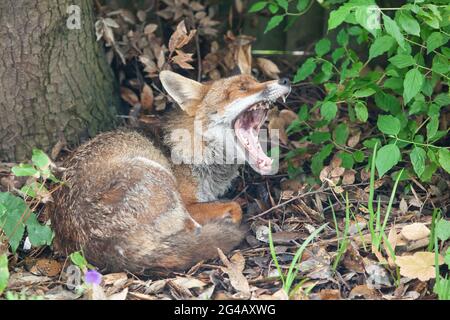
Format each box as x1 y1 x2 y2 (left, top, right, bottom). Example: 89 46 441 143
234 101 273 174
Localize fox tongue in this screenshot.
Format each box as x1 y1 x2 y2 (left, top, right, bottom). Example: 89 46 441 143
235 126 273 174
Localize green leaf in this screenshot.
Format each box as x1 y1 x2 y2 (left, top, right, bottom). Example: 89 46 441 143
334 123 349 145
383 77 403 91
276 0 288 10
328 4 352 30
0 192 29 252
311 144 333 176
70 252 89 270
434 93 450 107
435 219 450 242
426 115 439 141
264 15 284 33
388 54 415 68
31 149 50 169
293 58 316 83
297 0 309 11
353 88 376 98
355 101 368 122
410 146 426 177
336 29 349 47
383 14 405 49
249 1 267 13
432 55 450 74
403 68 424 104
11 164 39 177
374 92 401 113
353 150 365 163
25 214 53 247
0 254 9 295
268 3 279 14
426 32 446 54
338 152 354 169
397 11 420 36
376 144 401 177
438 148 450 174
320 101 338 122
310 132 331 144
332 47 345 63
298 105 309 121
369 35 395 60
377 115 401 135
355 5 381 36
315 38 331 57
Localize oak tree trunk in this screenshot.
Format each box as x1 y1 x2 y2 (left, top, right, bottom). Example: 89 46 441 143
0 0 119 161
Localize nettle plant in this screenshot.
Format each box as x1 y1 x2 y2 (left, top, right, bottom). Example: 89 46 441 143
250 0 450 182
0 149 55 253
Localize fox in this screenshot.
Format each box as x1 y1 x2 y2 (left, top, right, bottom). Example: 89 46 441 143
51 71 291 275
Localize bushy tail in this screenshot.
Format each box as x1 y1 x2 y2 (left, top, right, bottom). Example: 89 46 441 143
154 220 246 272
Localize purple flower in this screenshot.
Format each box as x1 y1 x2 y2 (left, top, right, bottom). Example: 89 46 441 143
84 270 102 286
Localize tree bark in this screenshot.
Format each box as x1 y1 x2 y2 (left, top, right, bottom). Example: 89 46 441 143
0 0 119 162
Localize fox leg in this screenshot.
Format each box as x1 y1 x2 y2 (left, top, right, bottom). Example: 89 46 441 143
186 201 242 225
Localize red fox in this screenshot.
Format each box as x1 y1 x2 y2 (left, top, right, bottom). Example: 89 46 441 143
52 71 291 274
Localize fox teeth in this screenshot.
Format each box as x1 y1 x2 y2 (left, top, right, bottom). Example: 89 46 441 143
282 95 287 103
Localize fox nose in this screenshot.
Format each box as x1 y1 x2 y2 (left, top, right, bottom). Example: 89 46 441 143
279 77 290 87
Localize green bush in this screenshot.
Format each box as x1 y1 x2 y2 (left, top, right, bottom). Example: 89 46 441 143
250 0 449 182
0 149 55 253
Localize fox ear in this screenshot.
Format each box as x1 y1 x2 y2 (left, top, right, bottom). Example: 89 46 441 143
160 71 204 113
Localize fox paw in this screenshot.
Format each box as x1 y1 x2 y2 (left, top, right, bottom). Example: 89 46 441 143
223 202 242 224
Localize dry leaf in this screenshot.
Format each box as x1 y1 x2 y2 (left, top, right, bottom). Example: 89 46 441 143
268 114 288 145
168 20 196 53
399 198 408 214
347 132 361 148
349 285 380 299
140 84 154 111
401 223 430 241
256 58 280 79
330 167 345 178
172 276 207 289
217 249 250 298
120 87 140 106
318 289 342 300
172 50 194 69
144 24 158 35
396 252 444 281
29 259 62 277
342 170 356 185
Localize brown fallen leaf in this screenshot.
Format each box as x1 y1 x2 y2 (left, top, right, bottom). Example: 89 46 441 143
396 252 444 281
172 50 194 69
400 223 430 241
347 131 361 148
342 170 356 185
217 249 250 298
29 259 62 277
349 285 381 299
256 57 280 79
342 242 365 273
140 84 154 111
120 87 140 106
168 20 196 53
318 289 342 300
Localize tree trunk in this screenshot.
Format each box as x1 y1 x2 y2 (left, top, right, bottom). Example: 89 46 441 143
0 0 119 162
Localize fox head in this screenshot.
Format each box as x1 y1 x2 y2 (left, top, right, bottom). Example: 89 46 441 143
160 71 291 175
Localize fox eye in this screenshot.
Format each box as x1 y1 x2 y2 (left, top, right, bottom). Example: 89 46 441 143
239 84 247 91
